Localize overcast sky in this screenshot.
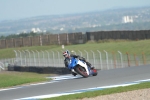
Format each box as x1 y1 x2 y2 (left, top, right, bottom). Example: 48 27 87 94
0 0 150 21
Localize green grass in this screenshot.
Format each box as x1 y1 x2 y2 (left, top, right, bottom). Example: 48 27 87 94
0 45 59 59
0 39 150 59
0 71 51 88
42 82 150 100
65 39 150 55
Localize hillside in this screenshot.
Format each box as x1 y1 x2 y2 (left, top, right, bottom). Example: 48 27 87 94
0 6 150 35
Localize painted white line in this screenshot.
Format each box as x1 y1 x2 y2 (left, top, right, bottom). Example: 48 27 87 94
0 81 57 92
0 74 80 92
0 87 23 92
15 79 150 100
46 75 82 81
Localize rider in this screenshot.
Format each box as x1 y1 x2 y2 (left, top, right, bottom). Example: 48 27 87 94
63 50 94 76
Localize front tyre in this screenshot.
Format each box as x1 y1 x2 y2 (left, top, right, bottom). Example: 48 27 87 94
74 65 88 78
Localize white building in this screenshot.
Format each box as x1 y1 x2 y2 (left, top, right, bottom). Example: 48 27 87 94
122 16 133 23
31 28 41 33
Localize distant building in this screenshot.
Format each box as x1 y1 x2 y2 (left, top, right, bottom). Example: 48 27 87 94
31 28 41 33
122 16 133 23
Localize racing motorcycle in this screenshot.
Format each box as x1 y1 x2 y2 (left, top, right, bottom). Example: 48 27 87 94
68 56 97 78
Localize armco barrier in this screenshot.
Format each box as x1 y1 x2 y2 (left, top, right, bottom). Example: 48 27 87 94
8 65 71 74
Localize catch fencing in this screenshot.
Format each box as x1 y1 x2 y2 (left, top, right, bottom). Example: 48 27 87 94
1 50 149 71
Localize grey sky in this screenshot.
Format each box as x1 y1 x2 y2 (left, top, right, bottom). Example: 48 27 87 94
0 0 150 21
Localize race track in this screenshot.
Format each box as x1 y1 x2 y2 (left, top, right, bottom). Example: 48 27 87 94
0 65 150 100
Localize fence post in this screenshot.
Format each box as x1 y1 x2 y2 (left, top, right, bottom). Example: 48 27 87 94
126 52 130 67
91 50 95 66
45 50 50 66
97 50 102 70
31 50 36 66
0 62 5 70
58 34 60 45
21 37 24 47
25 50 30 66
13 50 18 58
142 52 146 65
22 50 26 66
78 50 83 57
18 50 22 66
51 51 55 67
112 51 116 68
118 51 123 68
56 50 60 67
36 50 40 66
41 51 45 66
30 36 33 46
84 50 89 61
134 54 138 66
5 39 7 48
39 35 42 46
13 38 16 48
13 50 18 65
104 50 109 69
67 33 69 44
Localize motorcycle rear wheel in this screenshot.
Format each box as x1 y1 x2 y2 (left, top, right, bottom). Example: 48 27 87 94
74 65 88 78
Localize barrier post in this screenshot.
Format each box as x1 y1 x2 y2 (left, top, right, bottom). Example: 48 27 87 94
142 52 146 65
25 50 30 66
51 51 55 67
41 51 45 66
78 50 83 57
112 51 116 68
134 54 138 66
84 50 89 61
104 50 109 69
18 50 22 66
46 50 50 66
97 50 102 70
118 51 123 68
126 52 130 67
36 50 40 66
31 50 36 66
91 50 95 66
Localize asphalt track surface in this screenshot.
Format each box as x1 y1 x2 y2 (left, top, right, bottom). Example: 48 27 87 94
0 65 150 100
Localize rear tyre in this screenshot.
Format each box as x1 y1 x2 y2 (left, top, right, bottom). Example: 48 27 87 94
74 65 88 78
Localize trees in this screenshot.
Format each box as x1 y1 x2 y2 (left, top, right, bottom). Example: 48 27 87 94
0 32 41 40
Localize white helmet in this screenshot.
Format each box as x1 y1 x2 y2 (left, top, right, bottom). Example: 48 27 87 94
63 50 70 57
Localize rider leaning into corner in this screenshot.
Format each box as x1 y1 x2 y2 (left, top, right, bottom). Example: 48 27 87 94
63 50 94 76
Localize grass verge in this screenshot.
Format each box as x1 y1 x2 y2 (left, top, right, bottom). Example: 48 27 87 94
0 71 51 88
42 82 150 100
0 39 150 59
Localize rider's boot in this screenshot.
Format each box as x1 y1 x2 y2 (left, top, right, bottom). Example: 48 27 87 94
71 72 77 76
71 69 77 76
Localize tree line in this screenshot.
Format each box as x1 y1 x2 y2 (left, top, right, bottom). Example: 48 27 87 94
0 32 49 40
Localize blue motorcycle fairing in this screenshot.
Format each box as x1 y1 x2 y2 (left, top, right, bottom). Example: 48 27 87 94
68 57 79 70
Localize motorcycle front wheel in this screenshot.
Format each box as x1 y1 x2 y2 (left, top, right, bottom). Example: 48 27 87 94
74 65 88 78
